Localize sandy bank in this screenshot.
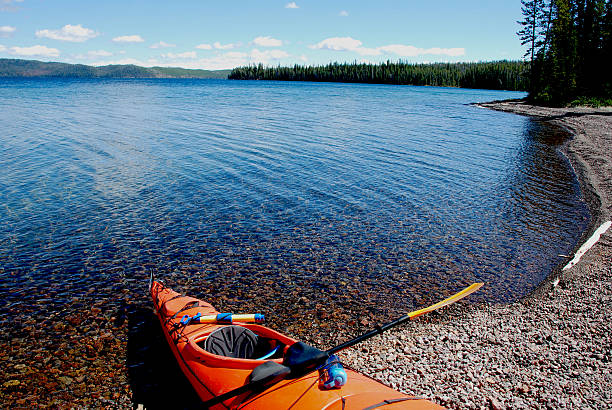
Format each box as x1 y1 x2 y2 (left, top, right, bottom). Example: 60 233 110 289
344 100 612 409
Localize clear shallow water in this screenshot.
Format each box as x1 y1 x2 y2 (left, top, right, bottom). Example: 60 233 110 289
0 79 589 335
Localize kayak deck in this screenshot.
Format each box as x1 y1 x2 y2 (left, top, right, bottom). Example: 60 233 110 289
151 281 443 409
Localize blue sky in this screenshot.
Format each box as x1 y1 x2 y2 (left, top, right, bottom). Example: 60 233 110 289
1 0 526 70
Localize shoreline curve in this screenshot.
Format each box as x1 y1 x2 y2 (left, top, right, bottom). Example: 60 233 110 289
344 99 612 409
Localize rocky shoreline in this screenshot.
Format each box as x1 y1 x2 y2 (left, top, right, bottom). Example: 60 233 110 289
343 100 612 409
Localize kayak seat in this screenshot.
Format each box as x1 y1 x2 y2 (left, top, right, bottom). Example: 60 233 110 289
200 325 285 360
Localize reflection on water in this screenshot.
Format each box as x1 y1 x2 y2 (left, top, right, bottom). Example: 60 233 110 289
0 79 588 337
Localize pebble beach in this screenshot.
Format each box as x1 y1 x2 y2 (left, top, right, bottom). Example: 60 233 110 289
344 100 612 409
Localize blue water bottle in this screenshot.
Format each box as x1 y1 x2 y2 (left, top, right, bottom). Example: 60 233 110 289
319 354 347 389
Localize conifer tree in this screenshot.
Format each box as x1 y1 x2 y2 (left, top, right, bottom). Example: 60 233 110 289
518 0 546 62
602 1 612 95
544 0 578 102
520 0 611 105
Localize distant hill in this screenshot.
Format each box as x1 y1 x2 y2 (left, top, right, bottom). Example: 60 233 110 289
0 58 231 79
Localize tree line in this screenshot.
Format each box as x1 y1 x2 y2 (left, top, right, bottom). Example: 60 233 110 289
229 61 530 91
518 0 612 105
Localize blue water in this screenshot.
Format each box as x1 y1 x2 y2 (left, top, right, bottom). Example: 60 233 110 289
0 78 589 333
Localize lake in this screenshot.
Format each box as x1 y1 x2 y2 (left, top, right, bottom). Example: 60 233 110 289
0 78 589 341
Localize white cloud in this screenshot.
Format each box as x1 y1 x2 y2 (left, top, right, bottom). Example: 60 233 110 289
162 51 197 59
35 24 98 42
309 37 381 56
339 10 349 17
150 41 175 49
196 43 212 50
0 44 6 52
379 44 465 57
299 54 307 62
166 52 248 70
146 48 289 70
285 2 299 8
112 35 144 43
201 52 248 69
0 25 16 37
10 45 60 57
252 36 283 47
250 48 289 63
213 41 236 50
310 36 362 51
311 37 465 58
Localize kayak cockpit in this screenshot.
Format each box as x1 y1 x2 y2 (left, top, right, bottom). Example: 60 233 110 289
196 325 286 360
183 323 296 369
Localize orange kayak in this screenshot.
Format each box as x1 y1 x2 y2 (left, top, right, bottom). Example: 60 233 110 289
151 281 443 409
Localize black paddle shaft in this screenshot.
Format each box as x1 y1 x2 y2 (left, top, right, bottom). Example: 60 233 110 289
326 314 411 355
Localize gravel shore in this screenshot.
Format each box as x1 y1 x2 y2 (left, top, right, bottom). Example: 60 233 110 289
343 100 612 409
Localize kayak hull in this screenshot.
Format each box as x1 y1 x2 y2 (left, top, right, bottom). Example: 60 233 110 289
151 281 443 409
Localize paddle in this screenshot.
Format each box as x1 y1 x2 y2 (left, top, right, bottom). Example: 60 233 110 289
327 282 483 354
179 312 265 326
202 282 483 408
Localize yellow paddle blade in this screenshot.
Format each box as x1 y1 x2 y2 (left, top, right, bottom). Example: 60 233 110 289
407 282 484 319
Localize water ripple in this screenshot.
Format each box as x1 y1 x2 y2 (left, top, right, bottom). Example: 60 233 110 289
0 78 590 332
